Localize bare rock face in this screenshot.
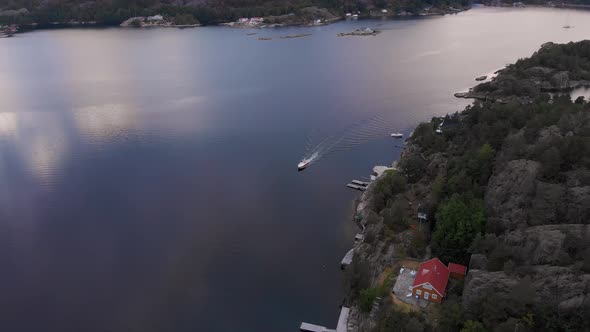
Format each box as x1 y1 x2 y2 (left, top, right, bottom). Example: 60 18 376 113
469 254 488 270
463 266 590 317
528 181 566 226
566 186 590 223
465 224 590 321
462 270 520 313
537 125 562 143
485 159 542 231
503 225 568 265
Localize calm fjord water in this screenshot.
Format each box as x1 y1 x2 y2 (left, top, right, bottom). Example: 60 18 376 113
1 7 590 332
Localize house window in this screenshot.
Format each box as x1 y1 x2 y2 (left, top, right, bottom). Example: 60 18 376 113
432 294 438 300
416 289 422 296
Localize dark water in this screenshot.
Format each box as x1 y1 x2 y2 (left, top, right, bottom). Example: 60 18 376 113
1 6 590 332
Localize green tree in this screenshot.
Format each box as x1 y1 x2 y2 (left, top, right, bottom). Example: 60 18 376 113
432 194 485 263
405 317 425 332
461 320 486 332
476 143 495 182
399 154 427 183
382 197 409 232
359 287 379 312
436 303 465 332
373 171 407 212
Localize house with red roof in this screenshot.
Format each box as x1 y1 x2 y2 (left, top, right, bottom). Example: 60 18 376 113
448 262 467 280
411 258 467 303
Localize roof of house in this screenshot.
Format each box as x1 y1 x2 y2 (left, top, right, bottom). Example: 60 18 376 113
448 262 467 275
412 258 450 296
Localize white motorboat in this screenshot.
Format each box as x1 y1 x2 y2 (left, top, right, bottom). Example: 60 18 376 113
297 152 318 171
390 133 403 138
298 158 312 171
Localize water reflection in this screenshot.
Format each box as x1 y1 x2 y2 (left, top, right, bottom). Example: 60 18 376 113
74 103 138 142
0 113 17 138
0 112 68 188
1 6 590 332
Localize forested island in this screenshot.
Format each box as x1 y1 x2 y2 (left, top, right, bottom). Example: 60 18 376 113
344 40 590 332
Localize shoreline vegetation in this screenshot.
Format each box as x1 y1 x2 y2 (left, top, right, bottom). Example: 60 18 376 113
342 40 590 332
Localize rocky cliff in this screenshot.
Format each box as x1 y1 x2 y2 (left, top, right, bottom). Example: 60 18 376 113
345 41 590 331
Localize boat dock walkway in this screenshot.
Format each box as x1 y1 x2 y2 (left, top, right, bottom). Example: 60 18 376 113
347 179 370 191
300 307 350 332
346 183 366 191
300 322 335 332
351 180 370 186
341 248 354 268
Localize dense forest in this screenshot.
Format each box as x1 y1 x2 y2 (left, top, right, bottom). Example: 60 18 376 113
346 41 590 332
0 0 469 26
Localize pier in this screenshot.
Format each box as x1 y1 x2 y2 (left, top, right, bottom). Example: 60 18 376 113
341 248 354 268
300 322 335 332
300 307 350 332
347 179 369 191
346 183 366 191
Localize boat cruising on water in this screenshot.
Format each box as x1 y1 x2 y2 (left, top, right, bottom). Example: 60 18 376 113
297 152 318 171
298 158 312 171
390 132 403 138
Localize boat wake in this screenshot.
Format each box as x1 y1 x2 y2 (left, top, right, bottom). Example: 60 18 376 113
298 115 397 171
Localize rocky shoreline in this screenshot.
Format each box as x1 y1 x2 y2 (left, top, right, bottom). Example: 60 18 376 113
455 44 590 104
337 41 590 331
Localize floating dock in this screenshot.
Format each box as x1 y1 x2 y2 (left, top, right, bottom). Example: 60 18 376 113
346 183 366 191
341 248 354 268
300 322 335 332
300 307 350 332
351 180 370 186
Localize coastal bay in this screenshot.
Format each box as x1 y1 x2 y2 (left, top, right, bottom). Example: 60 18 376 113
1 6 590 332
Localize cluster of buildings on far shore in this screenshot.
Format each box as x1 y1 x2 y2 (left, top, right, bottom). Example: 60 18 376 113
0 25 18 38
237 17 264 26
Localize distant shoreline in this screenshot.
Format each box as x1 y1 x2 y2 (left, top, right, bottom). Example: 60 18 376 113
7 4 590 35
8 6 469 34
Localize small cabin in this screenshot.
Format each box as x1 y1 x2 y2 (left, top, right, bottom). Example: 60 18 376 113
448 263 467 280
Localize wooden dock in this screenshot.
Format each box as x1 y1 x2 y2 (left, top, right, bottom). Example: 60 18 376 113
300 322 335 332
346 183 366 191
351 180 370 186
341 248 354 268
300 307 350 332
